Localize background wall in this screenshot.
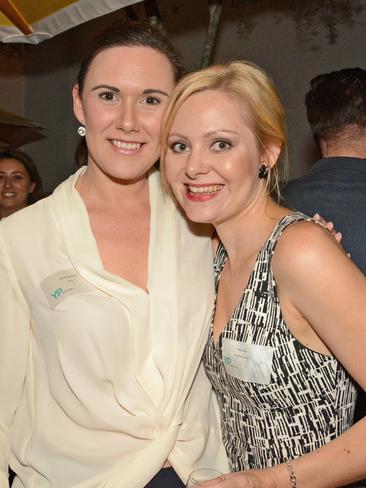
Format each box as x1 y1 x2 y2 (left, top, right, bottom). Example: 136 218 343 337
1 0 366 191
0 49 24 115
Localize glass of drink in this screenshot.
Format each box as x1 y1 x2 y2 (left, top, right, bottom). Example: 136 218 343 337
186 468 224 487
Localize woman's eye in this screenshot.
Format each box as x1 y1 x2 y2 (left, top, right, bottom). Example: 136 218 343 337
212 140 232 152
170 142 189 153
143 96 160 105
99 91 117 102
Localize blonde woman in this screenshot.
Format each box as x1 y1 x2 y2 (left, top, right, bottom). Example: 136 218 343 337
162 61 366 487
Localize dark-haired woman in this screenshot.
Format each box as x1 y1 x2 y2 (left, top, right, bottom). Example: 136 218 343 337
0 149 43 219
0 23 228 488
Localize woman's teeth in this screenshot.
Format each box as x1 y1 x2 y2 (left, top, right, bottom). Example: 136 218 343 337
187 185 223 194
111 140 142 150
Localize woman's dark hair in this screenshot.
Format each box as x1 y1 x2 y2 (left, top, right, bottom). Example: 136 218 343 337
0 149 43 204
75 21 184 168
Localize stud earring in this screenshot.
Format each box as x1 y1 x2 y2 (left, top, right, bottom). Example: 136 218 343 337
258 164 269 179
77 126 86 137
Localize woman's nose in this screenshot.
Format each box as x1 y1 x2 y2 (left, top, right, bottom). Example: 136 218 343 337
117 102 139 133
185 153 210 179
3 177 12 188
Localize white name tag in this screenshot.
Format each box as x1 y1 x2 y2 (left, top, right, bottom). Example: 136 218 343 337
41 269 93 308
222 338 274 385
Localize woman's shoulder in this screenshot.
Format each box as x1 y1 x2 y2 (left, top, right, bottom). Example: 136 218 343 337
0 195 54 243
279 217 329 243
0 170 80 236
273 217 343 275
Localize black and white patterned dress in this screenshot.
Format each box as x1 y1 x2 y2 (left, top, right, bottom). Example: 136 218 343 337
204 213 360 481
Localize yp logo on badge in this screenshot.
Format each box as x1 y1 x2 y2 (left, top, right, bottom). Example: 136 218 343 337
51 288 64 300
41 270 92 308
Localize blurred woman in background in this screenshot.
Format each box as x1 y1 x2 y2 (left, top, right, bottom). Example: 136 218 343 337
0 149 43 219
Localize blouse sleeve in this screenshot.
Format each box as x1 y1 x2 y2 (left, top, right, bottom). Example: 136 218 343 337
169 362 230 482
0 226 30 488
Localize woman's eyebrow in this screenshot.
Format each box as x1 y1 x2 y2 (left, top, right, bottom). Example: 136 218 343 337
143 88 169 96
91 85 169 97
203 130 240 137
168 132 187 139
92 84 119 92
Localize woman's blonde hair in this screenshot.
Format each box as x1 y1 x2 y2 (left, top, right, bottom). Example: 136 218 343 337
160 60 289 200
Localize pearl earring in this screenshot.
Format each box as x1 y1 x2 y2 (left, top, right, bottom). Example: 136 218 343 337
77 126 86 137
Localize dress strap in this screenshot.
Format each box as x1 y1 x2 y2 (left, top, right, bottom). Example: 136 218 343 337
258 212 312 301
263 212 312 255
213 241 228 288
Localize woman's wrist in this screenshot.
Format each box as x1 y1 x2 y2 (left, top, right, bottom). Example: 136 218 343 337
286 460 297 488
264 461 296 488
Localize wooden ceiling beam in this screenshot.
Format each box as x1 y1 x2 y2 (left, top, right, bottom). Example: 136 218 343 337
0 0 33 35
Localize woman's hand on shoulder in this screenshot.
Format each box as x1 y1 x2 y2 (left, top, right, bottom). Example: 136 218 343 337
312 213 350 256
312 213 343 242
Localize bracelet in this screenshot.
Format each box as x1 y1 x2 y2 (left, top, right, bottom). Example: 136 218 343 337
286 460 297 488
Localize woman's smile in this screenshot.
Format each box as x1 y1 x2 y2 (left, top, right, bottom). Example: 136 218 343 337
185 183 224 201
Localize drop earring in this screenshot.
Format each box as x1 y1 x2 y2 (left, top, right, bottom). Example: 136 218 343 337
258 164 269 179
77 126 86 137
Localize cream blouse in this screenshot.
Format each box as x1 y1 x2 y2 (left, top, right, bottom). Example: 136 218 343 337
0 168 229 488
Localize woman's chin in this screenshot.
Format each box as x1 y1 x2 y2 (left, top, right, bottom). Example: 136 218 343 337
182 208 214 225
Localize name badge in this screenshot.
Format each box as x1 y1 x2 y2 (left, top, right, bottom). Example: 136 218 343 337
41 269 93 308
222 338 274 385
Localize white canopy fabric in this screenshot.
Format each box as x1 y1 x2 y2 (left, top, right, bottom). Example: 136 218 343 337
0 0 141 44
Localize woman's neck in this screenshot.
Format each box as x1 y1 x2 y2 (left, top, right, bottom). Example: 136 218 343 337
76 165 151 213
215 198 288 269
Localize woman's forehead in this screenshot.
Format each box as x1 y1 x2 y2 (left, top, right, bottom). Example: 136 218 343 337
0 159 28 173
86 45 175 85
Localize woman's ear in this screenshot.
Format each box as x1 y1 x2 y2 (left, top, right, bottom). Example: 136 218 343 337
28 182 36 194
262 143 282 168
72 84 85 126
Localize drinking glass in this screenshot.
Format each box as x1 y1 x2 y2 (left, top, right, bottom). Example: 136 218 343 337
186 468 224 487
